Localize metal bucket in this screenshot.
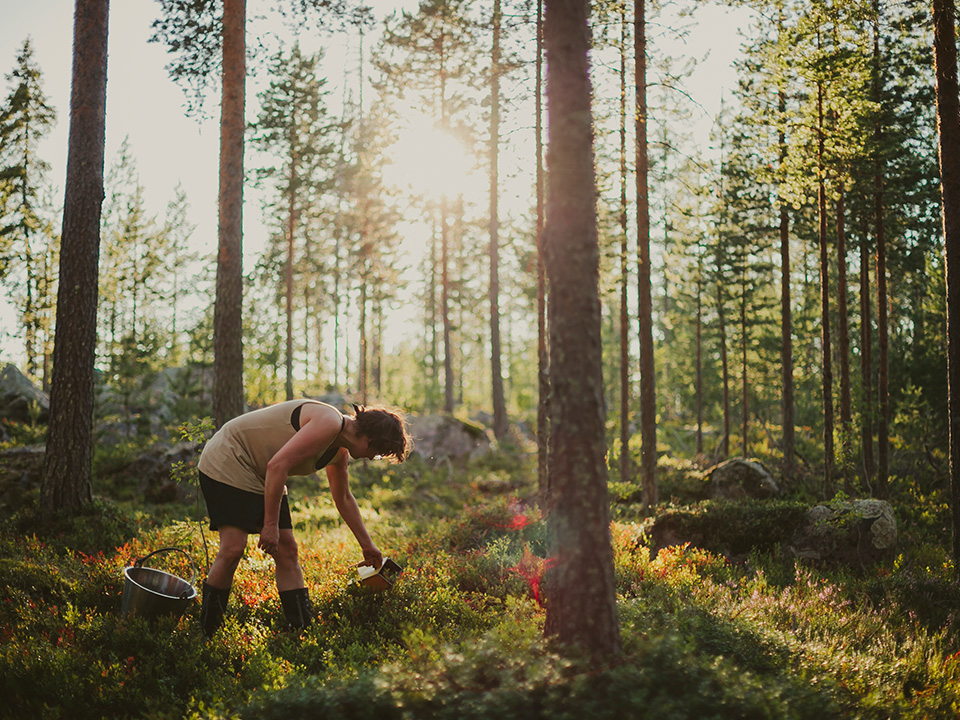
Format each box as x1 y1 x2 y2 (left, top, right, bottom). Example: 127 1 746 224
120 548 197 620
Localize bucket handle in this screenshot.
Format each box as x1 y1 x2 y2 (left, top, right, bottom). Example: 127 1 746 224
133 547 197 598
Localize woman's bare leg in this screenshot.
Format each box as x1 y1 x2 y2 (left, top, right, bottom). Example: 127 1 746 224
206 525 248 588
272 529 305 591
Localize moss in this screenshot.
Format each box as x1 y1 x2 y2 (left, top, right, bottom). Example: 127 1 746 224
650 499 809 557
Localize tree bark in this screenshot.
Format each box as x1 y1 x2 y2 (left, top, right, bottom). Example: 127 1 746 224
933 0 960 578
740 279 749 457
542 0 621 662
696 253 704 457
285 139 296 402
213 0 246 427
41 0 109 519
836 180 853 489
360 263 368 403
778 80 795 478
817 74 835 493
536 0 549 495
619 7 631 483
873 6 889 498
717 279 730 459
489 0 509 441
635 0 658 506
441 197 454 413
859 216 875 486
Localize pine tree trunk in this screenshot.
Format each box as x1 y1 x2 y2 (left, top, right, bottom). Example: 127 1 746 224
428 224 438 409
933 0 960 577
442 198 454 413
859 217 875 486
718 279 730 459
536 0 549 494
542 0 620 662
837 180 853 489
817 75 835 493
213 0 246 427
740 285 748 457
41 0 109 519
618 7 631 483
873 9 889 498
25 240 38 379
285 146 296 402
696 256 703 457
778 83 795 478
360 271 368 404
489 0 508 441
635 0 658 506
373 297 382 394
359 198 370 403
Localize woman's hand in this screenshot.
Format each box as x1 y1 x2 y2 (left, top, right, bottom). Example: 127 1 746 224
258 523 280 556
358 544 383 570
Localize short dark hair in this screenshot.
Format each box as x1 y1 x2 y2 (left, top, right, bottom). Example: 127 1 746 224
352 404 410 462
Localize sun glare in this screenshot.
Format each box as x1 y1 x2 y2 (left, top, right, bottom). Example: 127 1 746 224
384 114 482 202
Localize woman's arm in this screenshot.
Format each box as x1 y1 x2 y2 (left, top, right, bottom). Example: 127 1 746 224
326 448 382 568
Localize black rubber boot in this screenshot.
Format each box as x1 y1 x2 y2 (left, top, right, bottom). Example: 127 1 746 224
278 587 313 631
200 581 231 637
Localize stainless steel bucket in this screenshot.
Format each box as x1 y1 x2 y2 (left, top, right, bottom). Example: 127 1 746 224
120 548 197 620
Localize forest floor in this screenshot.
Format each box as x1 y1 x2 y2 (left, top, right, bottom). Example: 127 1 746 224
1 437 959 719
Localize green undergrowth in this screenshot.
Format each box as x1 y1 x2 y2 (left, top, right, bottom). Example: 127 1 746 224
1 450 959 718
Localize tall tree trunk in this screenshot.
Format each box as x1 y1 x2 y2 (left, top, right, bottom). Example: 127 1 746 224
933 0 960 577
360 267 368 404
778 85 795 478
618 6 631 483
740 279 748 457
536 0 549 494
428 223 439 409
359 192 370 403
859 216 875 486
817 73 835 493
542 0 620 662
489 0 509 440
635 0 658 506
373 295 382 394
696 251 703 457
285 145 296 402
41 0 109 519
873 8 889 498
717 279 730 459
442 198 454 413
837 180 853 489
213 0 246 426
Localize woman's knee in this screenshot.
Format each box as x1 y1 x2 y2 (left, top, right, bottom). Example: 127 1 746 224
215 528 248 568
275 532 300 566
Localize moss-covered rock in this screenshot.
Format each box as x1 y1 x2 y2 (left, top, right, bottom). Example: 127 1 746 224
788 498 897 570
703 457 780 500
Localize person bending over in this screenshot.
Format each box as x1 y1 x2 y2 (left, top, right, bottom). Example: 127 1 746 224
197 399 409 635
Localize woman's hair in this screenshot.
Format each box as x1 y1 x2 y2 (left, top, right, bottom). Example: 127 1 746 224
352 404 411 462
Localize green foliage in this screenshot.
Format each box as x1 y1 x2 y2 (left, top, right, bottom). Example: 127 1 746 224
648 499 810 558
170 416 215 490
0 417 46 446
10 496 147 557
2 439 959 719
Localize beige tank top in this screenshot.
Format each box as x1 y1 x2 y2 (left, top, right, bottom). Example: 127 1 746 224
198 400 343 494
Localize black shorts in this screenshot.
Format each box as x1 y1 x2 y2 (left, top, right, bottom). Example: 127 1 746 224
199 471 293 533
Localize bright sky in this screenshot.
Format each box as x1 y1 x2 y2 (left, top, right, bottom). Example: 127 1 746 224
0 0 749 364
